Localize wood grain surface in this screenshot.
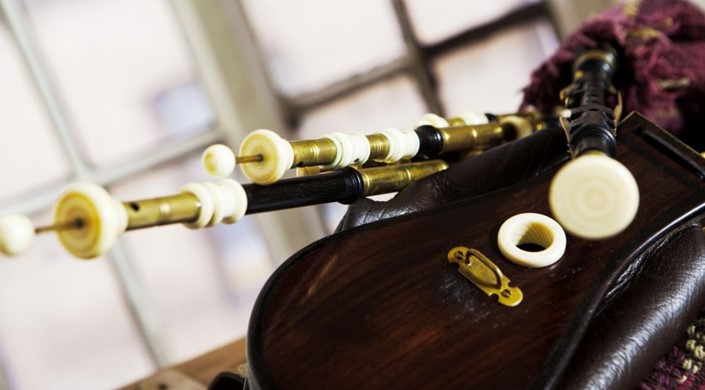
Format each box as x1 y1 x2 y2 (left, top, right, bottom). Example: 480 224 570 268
247 113 705 389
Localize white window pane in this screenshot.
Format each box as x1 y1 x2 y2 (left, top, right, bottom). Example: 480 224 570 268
0 218 153 389
434 20 558 115
241 0 406 97
0 26 70 203
23 0 214 167
299 76 426 232
110 155 273 363
298 76 427 137
404 0 540 45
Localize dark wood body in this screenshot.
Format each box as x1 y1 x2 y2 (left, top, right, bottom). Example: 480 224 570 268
247 113 705 389
244 169 362 214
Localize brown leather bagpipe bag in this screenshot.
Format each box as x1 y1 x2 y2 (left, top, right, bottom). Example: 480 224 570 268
217 1 705 389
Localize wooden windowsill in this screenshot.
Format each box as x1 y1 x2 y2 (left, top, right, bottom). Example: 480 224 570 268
117 338 247 390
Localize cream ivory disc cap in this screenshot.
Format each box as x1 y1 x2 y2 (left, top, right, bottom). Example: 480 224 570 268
459 111 489 125
0 214 35 256
549 155 639 240
415 113 449 129
497 213 566 268
239 129 294 184
54 183 127 259
202 144 236 178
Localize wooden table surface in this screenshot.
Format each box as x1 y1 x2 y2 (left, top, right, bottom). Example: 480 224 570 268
118 338 247 390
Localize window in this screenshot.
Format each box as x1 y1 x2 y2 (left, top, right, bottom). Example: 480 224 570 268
0 0 277 388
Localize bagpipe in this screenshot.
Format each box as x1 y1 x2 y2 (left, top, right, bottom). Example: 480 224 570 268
5 0 705 388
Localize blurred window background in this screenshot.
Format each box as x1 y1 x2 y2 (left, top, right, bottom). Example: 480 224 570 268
0 0 674 388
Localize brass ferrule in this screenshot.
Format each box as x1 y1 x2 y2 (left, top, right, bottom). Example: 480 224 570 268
439 123 505 153
290 138 338 168
573 49 616 76
295 166 340 177
291 134 394 167
123 192 200 231
501 110 541 124
367 133 391 160
359 160 449 196
295 166 323 177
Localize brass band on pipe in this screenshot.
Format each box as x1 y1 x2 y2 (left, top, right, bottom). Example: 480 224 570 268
296 166 325 176
367 133 391 160
289 134 395 168
290 139 338 168
360 160 449 196
123 193 201 231
439 123 506 153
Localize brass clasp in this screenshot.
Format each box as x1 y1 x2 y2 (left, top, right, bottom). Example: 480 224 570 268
447 247 523 307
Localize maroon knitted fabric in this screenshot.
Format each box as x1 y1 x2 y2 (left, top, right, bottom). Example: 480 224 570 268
522 0 705 149
641 313 705 389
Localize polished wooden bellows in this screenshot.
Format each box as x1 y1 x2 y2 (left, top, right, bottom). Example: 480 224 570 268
245 113 705 389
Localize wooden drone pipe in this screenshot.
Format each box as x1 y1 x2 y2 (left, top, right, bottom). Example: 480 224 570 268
202 111 536 185
549 46 639 240
0 160 448 259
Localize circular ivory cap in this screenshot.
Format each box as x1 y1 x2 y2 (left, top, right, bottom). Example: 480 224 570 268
549 155 639 240
202 144 236 178
0 214 36 256
459 111 489 125
218 179 248 224
239 129 294 184
497 213 566 268
180 182 215 230
54 183 127 259
415 113 449 129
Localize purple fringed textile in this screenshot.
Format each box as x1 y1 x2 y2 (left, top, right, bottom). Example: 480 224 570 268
641 313 705 389
522 0 705 148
